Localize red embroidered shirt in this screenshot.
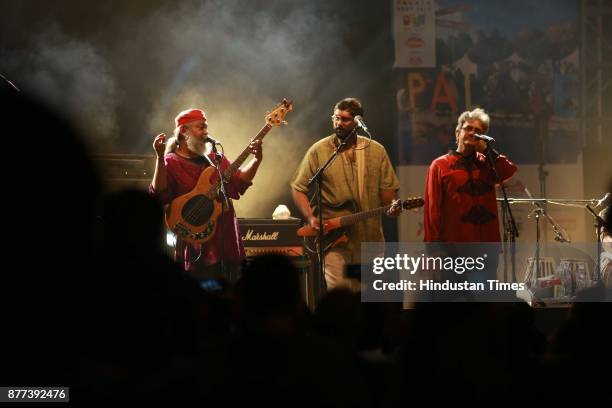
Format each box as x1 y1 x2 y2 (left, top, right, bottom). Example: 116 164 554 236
424 151 517 242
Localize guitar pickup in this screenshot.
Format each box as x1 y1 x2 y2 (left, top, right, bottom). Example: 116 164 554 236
175 223 190 237
175 222 215 241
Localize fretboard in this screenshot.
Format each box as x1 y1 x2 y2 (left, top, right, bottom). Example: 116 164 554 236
206 123 272 198
339 204 392 227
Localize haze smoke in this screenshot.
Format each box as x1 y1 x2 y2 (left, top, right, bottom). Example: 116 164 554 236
1 0 391 216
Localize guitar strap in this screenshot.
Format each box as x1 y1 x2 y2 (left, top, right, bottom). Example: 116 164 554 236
356 143 366 208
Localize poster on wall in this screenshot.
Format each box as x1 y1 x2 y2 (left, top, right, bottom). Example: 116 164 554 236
393 0 436 68
394 0 585 244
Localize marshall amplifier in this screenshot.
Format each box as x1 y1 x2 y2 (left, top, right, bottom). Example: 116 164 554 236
238 218 318 308
238 218 304 257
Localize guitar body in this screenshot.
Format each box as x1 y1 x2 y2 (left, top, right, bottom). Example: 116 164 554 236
165 166 223 245
303 201 357 253
317 228 350 253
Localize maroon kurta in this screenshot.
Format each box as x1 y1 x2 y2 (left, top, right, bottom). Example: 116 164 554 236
150 152 252 271
424 151 517 243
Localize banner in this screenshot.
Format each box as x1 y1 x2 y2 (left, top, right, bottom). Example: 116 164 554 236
393 0 436 68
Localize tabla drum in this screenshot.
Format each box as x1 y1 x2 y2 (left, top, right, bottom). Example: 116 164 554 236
524 256 556 288
557 258 590 296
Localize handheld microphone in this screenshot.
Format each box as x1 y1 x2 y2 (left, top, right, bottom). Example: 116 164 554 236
474 134 496 143
353 115 369 132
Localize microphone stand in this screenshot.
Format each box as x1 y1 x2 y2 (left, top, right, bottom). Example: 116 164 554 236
307 137 348 295
585 205 605 285
484 144 519 282
211 142 229 284
523 188 571 288
0 73 21 93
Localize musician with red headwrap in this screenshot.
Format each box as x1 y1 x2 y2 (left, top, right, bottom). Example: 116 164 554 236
150 108 263 283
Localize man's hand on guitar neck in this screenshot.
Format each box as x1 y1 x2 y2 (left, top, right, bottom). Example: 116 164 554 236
249 139 263 161
239 139 263 182
386 199 402 218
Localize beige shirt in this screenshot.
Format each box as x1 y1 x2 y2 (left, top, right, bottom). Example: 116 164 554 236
291 135 400 261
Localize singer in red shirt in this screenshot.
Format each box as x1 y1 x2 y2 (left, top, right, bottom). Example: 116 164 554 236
423 108 517 243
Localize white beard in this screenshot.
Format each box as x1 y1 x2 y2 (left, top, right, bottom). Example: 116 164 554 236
185 134 206 156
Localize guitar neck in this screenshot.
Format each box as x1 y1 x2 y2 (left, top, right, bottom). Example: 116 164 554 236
206 123 272 198
223 123 272 179
339 204 392 227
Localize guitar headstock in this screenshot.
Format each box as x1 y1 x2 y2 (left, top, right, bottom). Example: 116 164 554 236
402 197 425 210
265 98 294 127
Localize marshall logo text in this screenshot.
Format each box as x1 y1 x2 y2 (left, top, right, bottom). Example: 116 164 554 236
241 229 280 241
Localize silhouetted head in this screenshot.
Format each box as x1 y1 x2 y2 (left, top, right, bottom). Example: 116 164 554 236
99 189 164 255
1 80 102 385
238 254 302 319
1 83 101 266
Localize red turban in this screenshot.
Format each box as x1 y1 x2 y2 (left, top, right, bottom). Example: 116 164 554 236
174 108 206 128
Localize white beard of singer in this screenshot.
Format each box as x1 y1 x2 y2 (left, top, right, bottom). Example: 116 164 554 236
185 130 206 156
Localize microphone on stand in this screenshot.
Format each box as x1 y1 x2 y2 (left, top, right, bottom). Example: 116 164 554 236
474 134 496 143
525 187 572 243
205 135 219 144
353 115 369 133
206 135 222 162
553 228 571 243
476 134 500 158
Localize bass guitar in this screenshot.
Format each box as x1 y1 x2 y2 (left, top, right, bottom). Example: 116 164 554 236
165 99 293 245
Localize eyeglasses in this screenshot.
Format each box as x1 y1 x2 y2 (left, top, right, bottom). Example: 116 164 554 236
461 125 484 133
331 115 354 124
